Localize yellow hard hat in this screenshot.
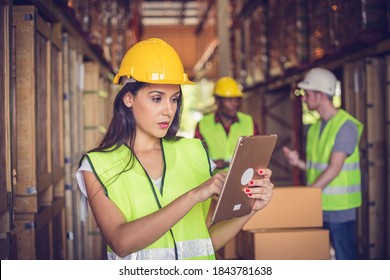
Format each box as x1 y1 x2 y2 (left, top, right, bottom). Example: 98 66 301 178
214 76 243 98
113 38 194 85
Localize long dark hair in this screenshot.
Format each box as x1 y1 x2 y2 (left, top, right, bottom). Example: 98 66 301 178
89 81 183 154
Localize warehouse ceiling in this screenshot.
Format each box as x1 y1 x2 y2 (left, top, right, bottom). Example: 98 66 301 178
141 0 202 26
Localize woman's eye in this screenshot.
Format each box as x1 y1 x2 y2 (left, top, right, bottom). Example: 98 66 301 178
171 97 179 103
152 96 162 102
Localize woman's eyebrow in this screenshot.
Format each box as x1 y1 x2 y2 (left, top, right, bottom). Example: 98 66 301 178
147 90 181 95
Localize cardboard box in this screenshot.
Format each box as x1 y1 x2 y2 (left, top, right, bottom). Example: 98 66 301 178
237 229 330 260
243 186 323 230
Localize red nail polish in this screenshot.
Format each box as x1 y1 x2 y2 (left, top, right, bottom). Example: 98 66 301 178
249 180 254 186
258 170 264 175
245 188 250 193
248 194 253 197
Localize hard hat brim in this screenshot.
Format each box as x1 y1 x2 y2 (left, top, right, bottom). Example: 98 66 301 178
214 92 243 98
113 74 195 85
297 81 334 96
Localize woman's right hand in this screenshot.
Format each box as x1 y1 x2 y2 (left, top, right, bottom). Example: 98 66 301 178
214 159 229 169
191 172 227 203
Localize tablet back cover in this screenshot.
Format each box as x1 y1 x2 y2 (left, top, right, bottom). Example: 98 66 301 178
211 134 277 223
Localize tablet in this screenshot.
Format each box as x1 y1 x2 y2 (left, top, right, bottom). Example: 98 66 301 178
211 134 278 224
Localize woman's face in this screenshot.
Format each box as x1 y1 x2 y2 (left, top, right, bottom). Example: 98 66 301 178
123 83 181 140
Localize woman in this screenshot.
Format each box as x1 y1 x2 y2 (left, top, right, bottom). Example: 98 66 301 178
76 38 274 260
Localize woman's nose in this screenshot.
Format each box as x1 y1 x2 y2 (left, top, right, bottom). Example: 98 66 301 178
163 101 175 117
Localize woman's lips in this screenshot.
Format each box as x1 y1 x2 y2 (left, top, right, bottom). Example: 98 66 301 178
158 121 169 129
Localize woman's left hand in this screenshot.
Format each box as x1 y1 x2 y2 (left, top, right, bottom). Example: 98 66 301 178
243 168 274 212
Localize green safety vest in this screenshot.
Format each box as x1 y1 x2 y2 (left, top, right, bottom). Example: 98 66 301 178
85 138 215 260
199 112 254 173
306 109 363 211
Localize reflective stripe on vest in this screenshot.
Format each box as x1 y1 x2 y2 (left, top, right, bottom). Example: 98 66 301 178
199 112 254 172
86 138 215 260
306 109 363 211
307 161 360 172
107 238 214 260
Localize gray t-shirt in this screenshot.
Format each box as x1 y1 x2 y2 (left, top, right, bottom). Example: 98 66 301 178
319 120 359 223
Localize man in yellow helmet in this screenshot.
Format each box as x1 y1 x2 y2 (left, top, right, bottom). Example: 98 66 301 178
194 76 259 174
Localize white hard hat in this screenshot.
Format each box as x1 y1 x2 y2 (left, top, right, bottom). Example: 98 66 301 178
297 67 337 96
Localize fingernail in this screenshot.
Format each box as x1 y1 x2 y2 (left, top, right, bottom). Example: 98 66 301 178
245 188 250 193
248 180 254 186
248 194 253 197
258 170 264 175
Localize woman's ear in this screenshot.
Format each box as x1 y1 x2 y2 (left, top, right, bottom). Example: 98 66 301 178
122 92 133 108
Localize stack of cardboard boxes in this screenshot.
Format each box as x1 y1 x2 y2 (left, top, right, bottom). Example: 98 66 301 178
219 186 330 260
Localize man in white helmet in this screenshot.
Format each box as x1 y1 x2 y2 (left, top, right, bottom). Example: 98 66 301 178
283 67 364 260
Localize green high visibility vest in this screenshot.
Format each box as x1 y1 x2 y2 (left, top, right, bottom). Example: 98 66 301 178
85 138 215 260
306 109 363 211
199 112 254 173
